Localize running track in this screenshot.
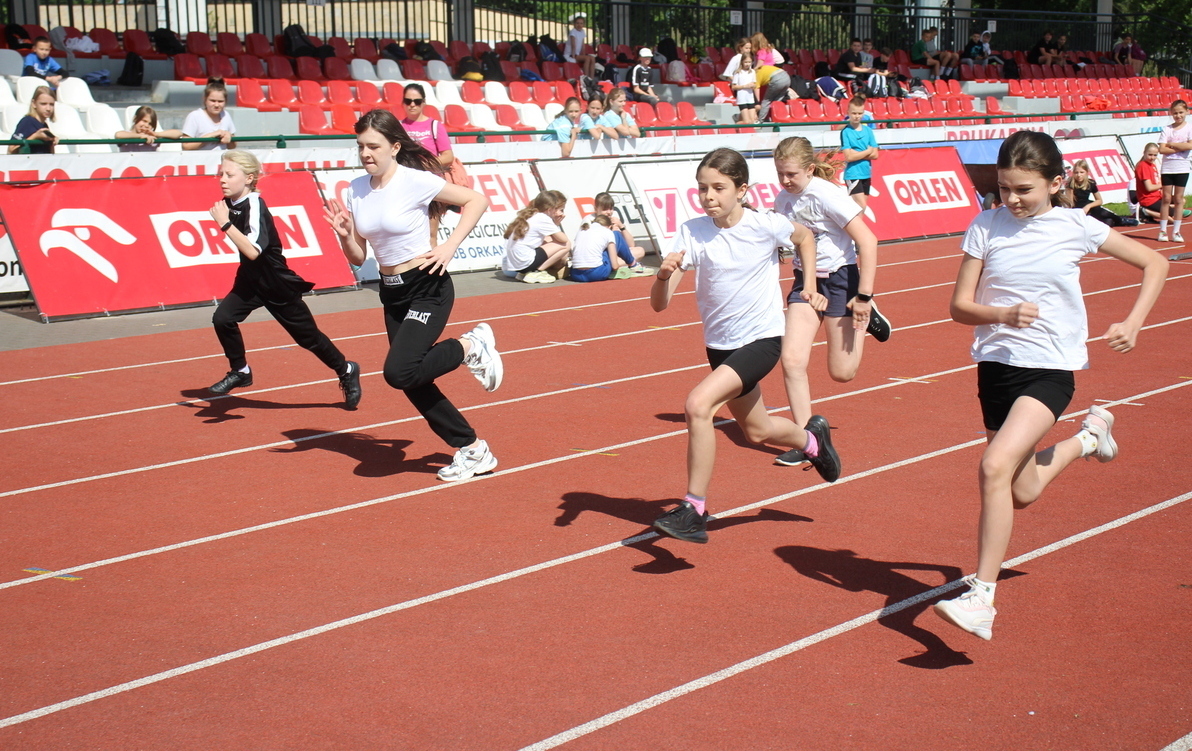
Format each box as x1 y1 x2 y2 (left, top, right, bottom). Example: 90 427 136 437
1 233 1190 750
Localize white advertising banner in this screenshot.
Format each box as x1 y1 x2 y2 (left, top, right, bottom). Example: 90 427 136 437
1118 133 1155 167
1057 135 1134 203
533 158 649 245
313 161 543 276
0 226 25 293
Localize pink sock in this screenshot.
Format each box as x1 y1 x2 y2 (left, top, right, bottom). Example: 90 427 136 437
685 493 706 515
803 430 819 458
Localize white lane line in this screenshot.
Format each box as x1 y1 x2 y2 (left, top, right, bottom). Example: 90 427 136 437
1161 732 1192 751
519 488 1192 751
0 251 964 387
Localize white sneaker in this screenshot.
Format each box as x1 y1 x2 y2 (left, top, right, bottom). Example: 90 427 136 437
1081 404 1117 462
520 270 555 284
437 439 498 482
1174 231 1185 242
462 322 503 392
1158 231 1169 242
934 580 996 640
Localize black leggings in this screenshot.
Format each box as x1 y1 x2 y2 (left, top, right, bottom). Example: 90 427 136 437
379 267 476 449
213 286 346 373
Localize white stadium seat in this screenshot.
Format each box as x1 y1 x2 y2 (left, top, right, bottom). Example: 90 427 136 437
482 81 512 105
85 103 124 137
516 103 548 129
57 77 98 111
434 80 464 107
426 60 453 81
350 59 376 81
543 102 563 122
465 103 509 133
375 59 403 81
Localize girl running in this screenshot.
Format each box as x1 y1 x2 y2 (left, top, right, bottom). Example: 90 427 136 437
501 190 570 284
182 78 234 151
649 148 836 545
207 150 362 408
934 130 1167 640
771 136 890 469
323 109 502 482
1157 99 1192 242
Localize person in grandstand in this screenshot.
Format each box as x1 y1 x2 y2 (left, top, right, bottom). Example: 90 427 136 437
399 83 455 169
22 36 63 86
629 48 659 107
181 78 234 150
9 86 57 154
770 136 890 471
1112 33 1147 76
206 150 362 409
542 97 585 158
578 94 619 140
912 27 957 80
934 130 1166 641
719 37 752 82
324 109 502 482
600 88 641 138
114 106 183 152
648 147 827 545
563 12 597 79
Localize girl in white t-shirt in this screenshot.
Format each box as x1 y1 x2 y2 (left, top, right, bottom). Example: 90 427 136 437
1157 99 1192 242
323 109 503 483
771 136 889 471
731 54 758 125
570 214 650 282
501 190 570 284
182 79 235 151
934 131 1167 641
648 148 829 545
563 13 597 78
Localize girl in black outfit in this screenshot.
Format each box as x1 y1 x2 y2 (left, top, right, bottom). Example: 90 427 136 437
207 150 362 407
1067 159 1138 227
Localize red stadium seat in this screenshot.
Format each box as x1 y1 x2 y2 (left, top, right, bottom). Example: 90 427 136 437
266 56 297 80
563 62 583 80
328 37 353 59
400 60 427 80
186 32 213 56
246 33 273 58
234 54 266 80
298 105 336 135
330 104 360 134
354 81 383 107
508 81 533 103
531 80 558 106
500 61 522 81
123 29 167 60
493 104 534 141
89 28 126 58
449 40 470 62
205 54 236 82
235 79 281 111
354 38 379 63
296 57 325 81
444 104 483 143
266 79 299 110
326 80 357 105
216 32 244 57
541 61 564 81
460 80 485 103
297 80 331 109
324 57 351 81
173 53 206 83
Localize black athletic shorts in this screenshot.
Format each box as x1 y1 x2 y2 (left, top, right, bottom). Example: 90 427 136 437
788 264 859 318
1161 173 1189 188
706 336 782 399
515 247 550 274
847 178 871 196
977 361 1075 431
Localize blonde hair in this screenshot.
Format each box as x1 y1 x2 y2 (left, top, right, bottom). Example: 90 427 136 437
749 33 772 52
1144 141 1160 154
1069 158 1092 191
579 214 612 232
774 136 838 180
28 86 54 119
505 190 567 241
606 87 627 105
221 149 262 191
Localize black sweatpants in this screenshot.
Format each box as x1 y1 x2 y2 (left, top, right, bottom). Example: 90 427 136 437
213 286 347 373
379 267 476 449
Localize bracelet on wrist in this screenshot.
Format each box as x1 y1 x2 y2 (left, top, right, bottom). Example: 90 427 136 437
221 221 233 233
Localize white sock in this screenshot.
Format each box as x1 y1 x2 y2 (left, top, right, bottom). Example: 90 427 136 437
1076 429 1099 457
1160 219 1169 232
971 577 997 604
1175 218 1183 233
238 365 251 374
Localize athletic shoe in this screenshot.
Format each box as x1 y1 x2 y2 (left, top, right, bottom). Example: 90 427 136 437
612 266 635 279
1158 231 1169 242
1174 231 1185 242
774 448 808 466
338 361 362 409
866 300 892 343
804 415 841 483
437 439 498 482
1184 209 1192 218
652 501 709 544
1081 404 1117 463
522 270 556 284
629 263 656 276
462 322 503 392
209 369 252 395
934 580 997 641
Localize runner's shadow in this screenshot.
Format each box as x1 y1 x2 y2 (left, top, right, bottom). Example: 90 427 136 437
271 428 446 478
654 412 786 456
774 546 974 669
557 492 812 575
178 389 342 423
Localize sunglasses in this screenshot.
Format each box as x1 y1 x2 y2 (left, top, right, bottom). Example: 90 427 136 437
403 98 424 105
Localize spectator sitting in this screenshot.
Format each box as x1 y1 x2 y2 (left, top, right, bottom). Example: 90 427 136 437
962 32 984 65
181 78 235 150
1113 33 1146 75
1028 30 1061 66
541 97 585 157
115 105 184 152
732 54 759 124
592 191 647 267
912 27 957 80
23 37 63 87
629 48 659 106
749 33 784 67
979 31 1005 66
861 39 900 85
1067 159 1138 227
501 190 571 284
569 215 652 281
837 37 889 96
600 88 640 138
9 86 57 154
1135 142 1165 222
719 37 752 81
564 12 597 79
579 94 618 140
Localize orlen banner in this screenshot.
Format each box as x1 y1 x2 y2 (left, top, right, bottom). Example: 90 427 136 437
1057 135 1133 203
1 172 354 320
314 161 541 276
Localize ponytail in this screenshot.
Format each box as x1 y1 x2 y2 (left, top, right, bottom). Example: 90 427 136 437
774 136 839 181
505 190 567 241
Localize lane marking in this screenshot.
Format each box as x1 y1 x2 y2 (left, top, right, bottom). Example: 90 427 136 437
519 487 1192 751
1161 732 1192 751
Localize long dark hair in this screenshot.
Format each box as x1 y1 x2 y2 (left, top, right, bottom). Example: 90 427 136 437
355 108 447 218
997 130 1071 208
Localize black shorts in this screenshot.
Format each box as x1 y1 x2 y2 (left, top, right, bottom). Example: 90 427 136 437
1140 197 1162 211
515 247 549 274
977 361 1075 431
706 336 782 399
787 264 859 318
738 103 758 111
1161 173 1189 188
846 178 871 196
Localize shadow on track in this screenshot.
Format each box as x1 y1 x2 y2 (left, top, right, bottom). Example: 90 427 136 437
271 428 449 477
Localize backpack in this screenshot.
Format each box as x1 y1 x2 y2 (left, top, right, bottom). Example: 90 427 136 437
578 74 601 101
480 50 504 81
507 41 527 62
789 74 820 100
151 28 185 56
117 51 143 86
283 24 316 57
413 40 440 61
519 67 545 82
381 42 407 61
815 75 847 101
1001 59 1019 79
4 23 31 52
666 59 688 83
539 35 563 63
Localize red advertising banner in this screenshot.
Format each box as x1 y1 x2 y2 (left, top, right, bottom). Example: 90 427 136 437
1 171 355 320
870 146 979 241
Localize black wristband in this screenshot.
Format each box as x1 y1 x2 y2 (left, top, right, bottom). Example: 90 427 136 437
221 221 233 233
856 293 873 303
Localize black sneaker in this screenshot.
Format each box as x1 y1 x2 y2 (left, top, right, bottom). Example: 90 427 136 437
774 448 808 466
339 361 362 409
804 415 841 483
209 369 252 395
867 301 891 343
652 501 709 544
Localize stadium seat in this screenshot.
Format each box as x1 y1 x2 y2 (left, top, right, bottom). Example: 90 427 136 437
427 60 453 81
516 102 548 130
324 57 351 81
234 54 266 80
330 104 360 134
400 59 428 80
266 79 299 110
326 80 357 106
493 104 534 141
235 79 281 111
563 62 583 80
85 102 124 138
500 61 522 81
298 105 336 135
89 28 125 59
532 80 558 106
173 53 206 83
186 32 213 56
443 104 483 143
246 33 273 58
676 101 710 132
350 58 377 80
328 37 353 59
460 80 485 103
354 38 379 63
541 62 564 81
508 81 533 103
449 40 471 62
267 56 297 80
296 57 325 81
216 32 244 57
122 29 166 60
205 54 236 82
483 81 512 105
298 80 331 109
354 81 383 107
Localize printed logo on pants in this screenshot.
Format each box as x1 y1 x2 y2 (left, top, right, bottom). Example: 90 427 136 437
405 309 431 324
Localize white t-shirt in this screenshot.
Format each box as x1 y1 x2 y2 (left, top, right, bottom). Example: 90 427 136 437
181 108 235 150
564 28 585 61
772 176 862 277
670 211 791 350
572 223 616 269
721 53 743 79
961 206 1109 370
502 212 560 273
1159 123 1192 174
346 165 446 268
732 69 757 105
